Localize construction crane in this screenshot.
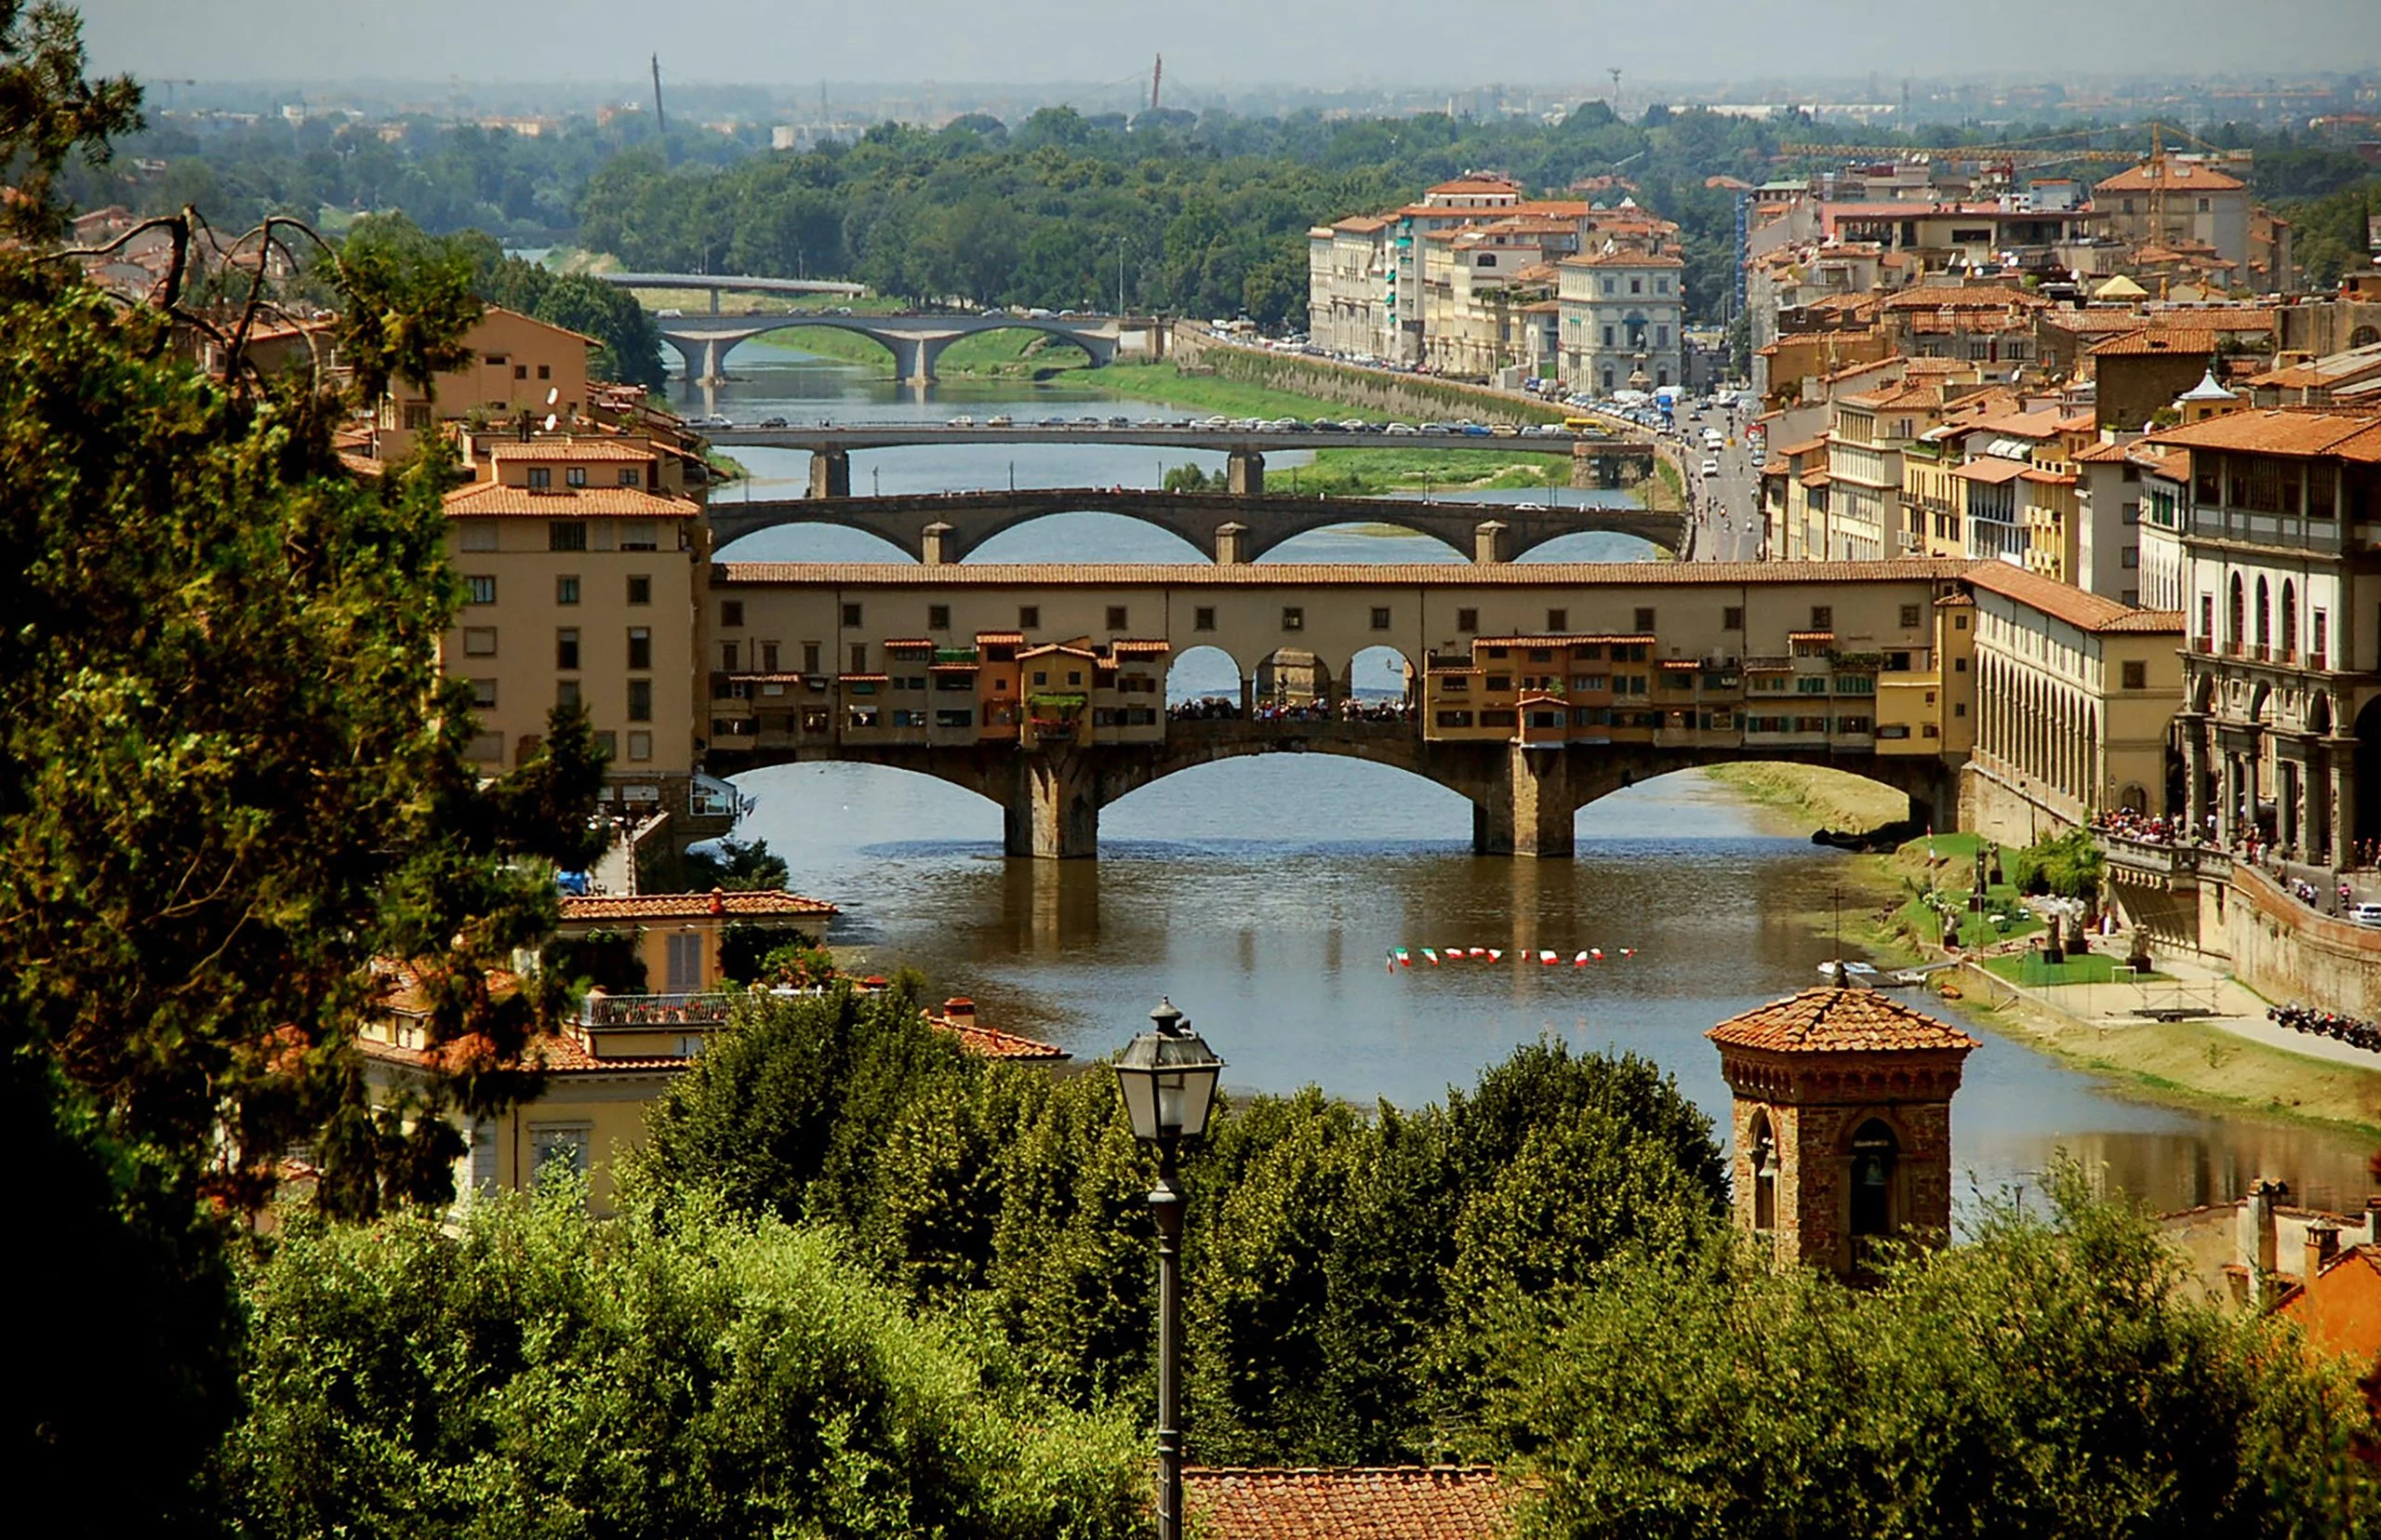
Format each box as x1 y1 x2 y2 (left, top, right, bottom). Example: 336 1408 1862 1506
1150 54 1162 113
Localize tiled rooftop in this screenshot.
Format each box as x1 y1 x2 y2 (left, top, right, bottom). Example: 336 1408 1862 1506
712 560 1971 589
1181 1466 1514 1540
2148 408 2381 462
1964 562 2180 634
558 889 838 922
1707 987 1982 1055
443 482 700 518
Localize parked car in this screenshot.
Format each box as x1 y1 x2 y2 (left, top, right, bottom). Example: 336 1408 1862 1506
758 416 789 429
1700 458 1722 477
986 415 1014 428
2351 903 2381 929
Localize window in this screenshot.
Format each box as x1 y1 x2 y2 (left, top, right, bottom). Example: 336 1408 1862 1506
1018 605 1040 630
1281 606 1304 631
1194 606 1217 631
627 575 651 604
548 520 585 551
1436 710 1474 728
1547 607 1568 631
1634 606 1656 632
555 629 579 670
850 643 867 672
627 629 652 670
620 520 658 551
841 603 862 628
1953 657 1967 672
1750 1112 1776 1233
1899 604 1921 629
461 521 499 551
1954 613 1967 631
1107 605 1129 631
627 730 652 763
2121 547 2138 569
566 466 588 488
803 642 821 674
465 574 497 604
1810 605 1833 631
928 604 951 630
556 575 580 605
470 678 498 708
485 354 508 367
1722 605 1744 631
1629 277 1643 294
2122 501 2140 526
1849 1120 1898 1240
716 601 741 628
619 468 643 486
721 643 739 671
761 643 779 672
1457 607 1479 632
1602 325 1615 347
401 401 432 430
462 627 498 657
556 679 581 709
538 364 552 380
2122 660 2147 690
529 1124 590 1188
627 679 653 722
528 467 552 491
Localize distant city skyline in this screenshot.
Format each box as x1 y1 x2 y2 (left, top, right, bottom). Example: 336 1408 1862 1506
86 0 2381 92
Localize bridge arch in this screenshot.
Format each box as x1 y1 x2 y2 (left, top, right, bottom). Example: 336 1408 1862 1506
1257 521 1471 564
661 314 1120 384
1166 644 1252 710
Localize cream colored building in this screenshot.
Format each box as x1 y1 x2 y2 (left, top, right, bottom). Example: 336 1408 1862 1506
377 306 598 458
1307 215 1396 358
1962 562 2185 840
1557 249 1685 393
2092 156 2254 276
442 436 709 792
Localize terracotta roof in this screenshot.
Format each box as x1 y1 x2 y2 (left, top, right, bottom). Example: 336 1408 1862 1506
1111 638 1175 655
713 561 1975 589
1476 633 1653 647
2089 328 2217 358
2148 408 2381 462
1182 1467 1514 1540
443 481 699 518
2072 441 2134 464
1799 469 1833 488
487 439 657 462
974 631 1027 644
1950 457 2030 485
2095 158 2246 193
1963 562 2181 634
1881 285 2047 312
1561 249 1683 268
930 1006 1068 1061
357 1029 690 1077
558 889 838 922
1707 987 1981 1055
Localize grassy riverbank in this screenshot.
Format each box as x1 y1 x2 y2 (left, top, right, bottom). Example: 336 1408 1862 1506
1698 763 1909 832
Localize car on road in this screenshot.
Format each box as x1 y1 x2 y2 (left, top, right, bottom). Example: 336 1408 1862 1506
1108 416 1133 428
1038 417 1068 428
1384 421 1417 435
2352 902 2381 929
1700 459 1722 477
1490 424 1520 438
757 416 789 429
950 415 975 428
1461 424 1492 436
986 415 1013 428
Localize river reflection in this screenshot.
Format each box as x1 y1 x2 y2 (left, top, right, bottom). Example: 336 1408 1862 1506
706 342 2381 1219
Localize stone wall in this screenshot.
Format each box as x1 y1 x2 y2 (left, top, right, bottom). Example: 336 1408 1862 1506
1959 760 2079 850
2217 863 2381 1019
1170 325 1566 425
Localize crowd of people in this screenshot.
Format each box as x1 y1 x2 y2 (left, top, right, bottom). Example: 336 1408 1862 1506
2269 1002 2381 1055
2089 808 2202 847
1166 697 1417 724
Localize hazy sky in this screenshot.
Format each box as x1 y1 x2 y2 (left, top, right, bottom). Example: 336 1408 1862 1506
85 0 2381 90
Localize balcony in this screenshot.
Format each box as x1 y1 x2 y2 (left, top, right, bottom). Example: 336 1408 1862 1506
579 991 734 1029
2095 834 2228 886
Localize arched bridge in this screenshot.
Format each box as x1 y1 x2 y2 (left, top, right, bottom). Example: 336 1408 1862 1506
592 272 871 304
707 488 1684 564
655 311 1127 385
707 719 1955 860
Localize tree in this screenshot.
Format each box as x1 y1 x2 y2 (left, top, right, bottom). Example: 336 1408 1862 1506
684 831 791 891
220 1187 1145 1539
1493 1165 2381 1539
0 2 140 242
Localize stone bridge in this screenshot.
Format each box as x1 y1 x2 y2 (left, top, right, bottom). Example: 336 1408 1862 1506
655 311 1127 384
706 718 1956 859
708 488 1683 564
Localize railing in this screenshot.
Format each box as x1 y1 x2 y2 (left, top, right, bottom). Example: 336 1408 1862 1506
2095 833 2227 883
580 992 735 1028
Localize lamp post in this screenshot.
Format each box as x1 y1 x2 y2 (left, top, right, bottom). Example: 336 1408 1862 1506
1112 998 1225 1540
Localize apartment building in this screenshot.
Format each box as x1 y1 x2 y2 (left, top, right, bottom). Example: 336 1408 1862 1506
1419 223 1561 377
1306 215 1396 358
441 436 709 799
377 306 596 458
1557 248 1685 392
2155 407 2381 864
2092 156 2255 276
1962 563 2185 840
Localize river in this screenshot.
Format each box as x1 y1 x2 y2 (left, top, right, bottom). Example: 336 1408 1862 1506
689 341 2378 1219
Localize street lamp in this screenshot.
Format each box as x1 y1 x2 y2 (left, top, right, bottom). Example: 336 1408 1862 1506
1112 998 1225 1540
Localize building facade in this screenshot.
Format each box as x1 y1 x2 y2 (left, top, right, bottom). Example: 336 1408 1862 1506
1556 249 1685 393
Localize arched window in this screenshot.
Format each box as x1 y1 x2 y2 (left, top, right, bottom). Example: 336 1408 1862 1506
2255 577 2270 651
1849 1119 1898 1239
2228 575 2244 651
1750 1111 1777 1233
2281 581 2297 661
2351 325 2381 351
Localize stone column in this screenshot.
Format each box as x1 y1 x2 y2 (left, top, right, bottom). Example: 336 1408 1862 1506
2328 736 2359 870
920 521 955 565
810 448 852 499
1213 521 1250 564
1474 745 1576 857
1006 753 1100 859
1225 449 1265 497
2178 712 2208 830
1473 520 1510 564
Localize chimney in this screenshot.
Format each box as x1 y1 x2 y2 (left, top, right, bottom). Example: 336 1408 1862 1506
2253 1180 2280 1282
708 886 725 916
942 997 976 1024
2308 1220 2342 1285
2365 1197 2381 1247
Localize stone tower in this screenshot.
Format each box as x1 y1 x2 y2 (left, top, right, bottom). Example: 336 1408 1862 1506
1707 986 1979 1278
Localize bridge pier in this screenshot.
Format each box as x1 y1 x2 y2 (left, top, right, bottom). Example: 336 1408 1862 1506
1214 521 1251 564
881 333 953 386
1006 753 1102 859
1473 520 1510 564
921 521 956 564
1227 449 1265 497
1472 746 1578 857
809 448 852 499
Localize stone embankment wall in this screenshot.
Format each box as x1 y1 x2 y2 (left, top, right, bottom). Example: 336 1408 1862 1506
2216 864 2381 1020
1170 325 1565 426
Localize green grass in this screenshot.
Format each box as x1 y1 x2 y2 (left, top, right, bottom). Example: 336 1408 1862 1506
1982 952 2172 988
1096 360 1399 421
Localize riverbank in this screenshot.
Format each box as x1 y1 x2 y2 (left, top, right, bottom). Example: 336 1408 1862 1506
1698 763 1909 832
